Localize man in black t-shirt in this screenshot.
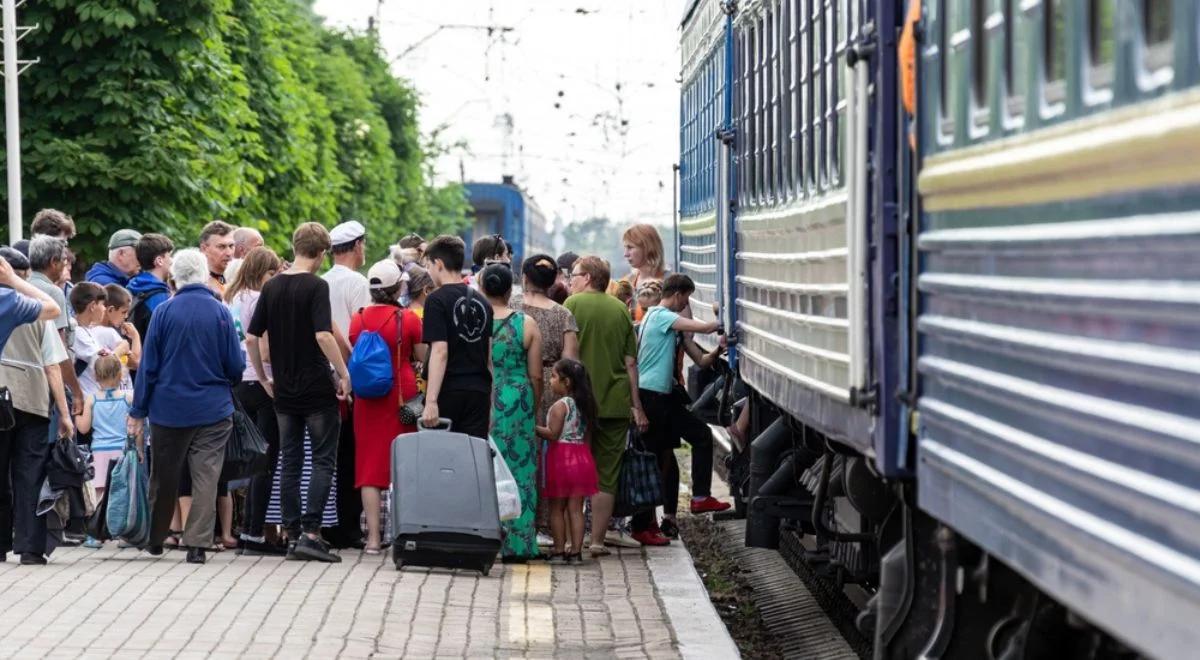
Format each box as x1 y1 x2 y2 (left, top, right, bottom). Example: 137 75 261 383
420 235 493 438
246 222 351 563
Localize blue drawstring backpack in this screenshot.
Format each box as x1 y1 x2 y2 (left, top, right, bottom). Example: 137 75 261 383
348 309 397 398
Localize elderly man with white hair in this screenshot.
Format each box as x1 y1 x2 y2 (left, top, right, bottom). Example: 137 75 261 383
85 229 142 286
128 249 245 565
231 226 264 259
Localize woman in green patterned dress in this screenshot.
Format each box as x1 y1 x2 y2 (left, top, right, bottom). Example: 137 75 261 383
480 264 544 561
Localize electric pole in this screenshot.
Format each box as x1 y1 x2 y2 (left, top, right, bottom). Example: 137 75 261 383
2 0 37 242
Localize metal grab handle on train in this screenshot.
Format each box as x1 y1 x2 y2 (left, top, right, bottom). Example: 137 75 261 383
418 417 452 431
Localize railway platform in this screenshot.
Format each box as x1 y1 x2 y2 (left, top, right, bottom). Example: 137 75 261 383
0 538 737 659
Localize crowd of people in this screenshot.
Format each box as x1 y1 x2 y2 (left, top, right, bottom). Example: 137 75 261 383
0 209 729 567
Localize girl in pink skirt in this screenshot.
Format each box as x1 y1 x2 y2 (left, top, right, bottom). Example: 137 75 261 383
536 358 599 565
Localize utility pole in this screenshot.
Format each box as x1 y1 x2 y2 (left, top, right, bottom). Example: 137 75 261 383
2 0 37 242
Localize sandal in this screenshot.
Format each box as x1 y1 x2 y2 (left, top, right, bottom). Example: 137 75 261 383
589 543 611 558
364 545 383 556
163 531 183 549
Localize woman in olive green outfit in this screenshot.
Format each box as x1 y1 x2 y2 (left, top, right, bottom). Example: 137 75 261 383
481 264 544 560
563 256 648 556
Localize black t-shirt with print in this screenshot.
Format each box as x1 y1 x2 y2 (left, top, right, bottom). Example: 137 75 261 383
247 272 336 413
422 283 493 393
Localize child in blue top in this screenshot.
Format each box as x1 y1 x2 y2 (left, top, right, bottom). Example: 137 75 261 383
75 354 133 548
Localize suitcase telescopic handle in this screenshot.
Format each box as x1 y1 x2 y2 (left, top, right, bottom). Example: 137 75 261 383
417 417 453 431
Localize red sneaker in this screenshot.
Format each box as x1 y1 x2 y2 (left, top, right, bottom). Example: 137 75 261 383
690 496 732 514
631 530 671 547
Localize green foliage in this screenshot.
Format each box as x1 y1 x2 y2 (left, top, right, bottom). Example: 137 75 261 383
3 0 468 263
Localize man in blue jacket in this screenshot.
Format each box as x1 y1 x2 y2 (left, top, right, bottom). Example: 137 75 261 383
128 249 244 565
125 233 174 338
85 229 142 287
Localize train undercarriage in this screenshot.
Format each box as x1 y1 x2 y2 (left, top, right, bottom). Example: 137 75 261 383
695 376 1139 660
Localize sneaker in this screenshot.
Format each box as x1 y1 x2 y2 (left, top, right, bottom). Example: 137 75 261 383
548 553 567 565
690 496 732 514
604 530 641 549
240 539 287 557
659 518 679 539
630 530 670 547
293 535 342 563
83 536 104 549
536 532 554 548
566 553 584 566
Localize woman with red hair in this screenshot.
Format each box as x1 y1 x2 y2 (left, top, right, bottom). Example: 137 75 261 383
621 223 668 322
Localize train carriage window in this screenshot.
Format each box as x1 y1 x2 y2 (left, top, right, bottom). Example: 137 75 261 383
1003 0 1027 122
970 0 988 115
766 6 777 204
831 0 845 186
813 1 826 190
780 0 793 200
1142 0 1172 78
1087 0 1115 92
798 0 810 194
754 18 764 206
937 0 955 138
1043 0 1067 107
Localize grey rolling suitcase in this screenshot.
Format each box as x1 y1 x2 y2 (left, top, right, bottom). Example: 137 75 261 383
390 419 502 575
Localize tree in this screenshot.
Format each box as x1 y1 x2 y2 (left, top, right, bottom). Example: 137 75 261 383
3 0 469 265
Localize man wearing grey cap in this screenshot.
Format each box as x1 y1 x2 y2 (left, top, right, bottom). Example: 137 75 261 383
322 219 370 549
86 229 142 287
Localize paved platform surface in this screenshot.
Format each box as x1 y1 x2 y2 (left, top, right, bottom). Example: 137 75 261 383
0 540 736 659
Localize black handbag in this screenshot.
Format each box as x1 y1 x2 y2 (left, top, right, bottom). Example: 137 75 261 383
225 396 269 478
613 427 663 518
85 461 118 541
398 393 425 426
0 386 14 431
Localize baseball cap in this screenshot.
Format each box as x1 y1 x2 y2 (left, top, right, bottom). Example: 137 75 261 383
108 229 142 250
330 220 366 246
367 259 402 289
557 251 579 272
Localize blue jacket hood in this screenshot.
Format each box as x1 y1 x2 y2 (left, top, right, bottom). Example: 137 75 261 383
127 272 170 298
86 261 131 287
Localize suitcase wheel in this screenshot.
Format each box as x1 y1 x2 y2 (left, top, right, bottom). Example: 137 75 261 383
480 561 493 577
394 558 404 571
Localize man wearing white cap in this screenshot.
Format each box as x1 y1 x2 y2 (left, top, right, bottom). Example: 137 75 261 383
324 221 370 346
322 220 370 549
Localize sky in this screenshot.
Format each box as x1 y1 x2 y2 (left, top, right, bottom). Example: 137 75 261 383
312 0 682 232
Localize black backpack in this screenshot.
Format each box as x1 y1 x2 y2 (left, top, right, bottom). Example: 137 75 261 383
129 291 156 339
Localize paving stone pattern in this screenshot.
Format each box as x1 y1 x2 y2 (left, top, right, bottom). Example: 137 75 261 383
0 546 684 659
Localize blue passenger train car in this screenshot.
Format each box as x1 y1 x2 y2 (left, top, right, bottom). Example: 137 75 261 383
464 177 551 267
678 0 1200 657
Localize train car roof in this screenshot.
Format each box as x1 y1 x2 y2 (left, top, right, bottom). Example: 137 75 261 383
680 0 704 28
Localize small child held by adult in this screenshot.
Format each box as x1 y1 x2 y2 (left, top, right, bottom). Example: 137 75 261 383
536 358 600 565
70 282 130 399
74 354 133 548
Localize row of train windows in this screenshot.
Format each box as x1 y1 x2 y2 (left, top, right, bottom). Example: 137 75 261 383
681 52 723 212
737 0 850 209
941 0 1174 127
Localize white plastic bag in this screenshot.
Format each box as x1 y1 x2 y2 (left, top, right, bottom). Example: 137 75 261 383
489 437 522 522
